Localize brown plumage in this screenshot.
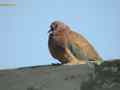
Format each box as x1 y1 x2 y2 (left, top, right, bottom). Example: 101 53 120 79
48 21 102 64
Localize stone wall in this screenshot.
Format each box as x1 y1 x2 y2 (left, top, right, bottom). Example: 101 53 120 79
0 59 120 90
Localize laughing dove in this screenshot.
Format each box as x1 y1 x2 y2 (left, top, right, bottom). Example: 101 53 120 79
48 21 102 65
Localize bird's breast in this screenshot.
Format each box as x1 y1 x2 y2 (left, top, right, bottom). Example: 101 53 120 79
48 34 67 60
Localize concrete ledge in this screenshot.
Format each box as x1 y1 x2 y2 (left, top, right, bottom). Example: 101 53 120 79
0 59 120 90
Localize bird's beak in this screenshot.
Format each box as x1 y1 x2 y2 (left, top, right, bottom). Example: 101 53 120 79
48 29 53 33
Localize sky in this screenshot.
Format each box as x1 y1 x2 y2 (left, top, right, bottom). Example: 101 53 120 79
0 0 120 69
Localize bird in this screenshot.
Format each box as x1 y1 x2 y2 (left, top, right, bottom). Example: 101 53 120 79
48 21 102 65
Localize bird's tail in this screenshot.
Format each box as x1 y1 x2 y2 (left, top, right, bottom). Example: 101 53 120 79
88 59 104 65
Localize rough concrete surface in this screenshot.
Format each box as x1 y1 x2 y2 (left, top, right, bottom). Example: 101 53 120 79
0 59 120 90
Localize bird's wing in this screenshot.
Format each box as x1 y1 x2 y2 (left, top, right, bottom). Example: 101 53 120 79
67 42 89 61
68 31 102 61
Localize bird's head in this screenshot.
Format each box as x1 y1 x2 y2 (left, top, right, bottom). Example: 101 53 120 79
48 21 70 34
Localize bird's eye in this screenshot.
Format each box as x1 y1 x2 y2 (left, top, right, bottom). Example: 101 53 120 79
50 23 58 30
54 24 58 29
52 23 57 29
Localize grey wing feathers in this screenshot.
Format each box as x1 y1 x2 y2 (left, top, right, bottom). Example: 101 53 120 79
67 42 89 61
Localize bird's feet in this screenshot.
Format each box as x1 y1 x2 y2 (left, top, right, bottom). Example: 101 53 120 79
63 61 86 65
51 63 61 66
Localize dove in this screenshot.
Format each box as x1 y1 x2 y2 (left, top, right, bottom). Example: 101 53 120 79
48 21 102 65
